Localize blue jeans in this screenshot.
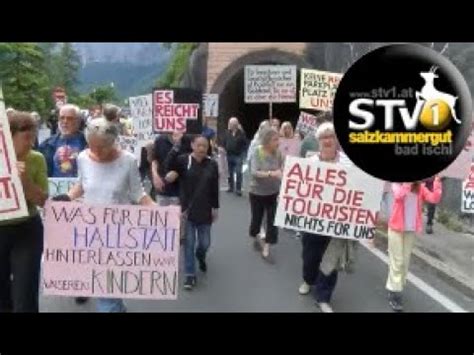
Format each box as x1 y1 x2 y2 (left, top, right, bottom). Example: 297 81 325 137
185 221 211 277
314 270 339 303
96 298 127 313
301 233 338 303
227 154 243 192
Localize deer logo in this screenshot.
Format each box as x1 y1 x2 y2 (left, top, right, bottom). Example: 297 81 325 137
416 66 461 124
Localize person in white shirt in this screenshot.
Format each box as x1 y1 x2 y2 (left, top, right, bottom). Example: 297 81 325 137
297 120 355 313
67 118 155 312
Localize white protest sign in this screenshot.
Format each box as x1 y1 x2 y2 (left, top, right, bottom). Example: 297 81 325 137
300 69 342 111
38 128 51 145
461 163 474 213
203 94 219 118
130 94 155 165
39 178 78 220
295 111 319 137
0 86 28 221
274 156 384 240
130 94 153 140
245 65 297 103
118 135 138 159
48 178 77 197
42 201 180 300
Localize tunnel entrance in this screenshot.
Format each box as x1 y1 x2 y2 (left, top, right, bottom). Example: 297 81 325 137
217 64 301 141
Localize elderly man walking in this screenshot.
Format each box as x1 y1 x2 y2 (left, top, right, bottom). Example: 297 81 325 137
221 117 247 196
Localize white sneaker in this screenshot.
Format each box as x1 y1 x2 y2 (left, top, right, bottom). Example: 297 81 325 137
262 243 270 258
299 282 311 295
317 302 334 313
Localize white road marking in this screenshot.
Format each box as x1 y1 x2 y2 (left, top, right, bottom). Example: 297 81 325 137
361 243 467 313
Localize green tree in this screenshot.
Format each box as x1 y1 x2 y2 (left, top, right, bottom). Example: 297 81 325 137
0 43 50 115
56 43 81 98
89 84 118 105
74 93 96 109
156 43 198 87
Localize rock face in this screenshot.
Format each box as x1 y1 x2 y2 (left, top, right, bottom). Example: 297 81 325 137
73 43 171 98
180 43 209 92
73 43 170 66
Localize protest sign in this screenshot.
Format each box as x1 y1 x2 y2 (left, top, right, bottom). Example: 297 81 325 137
38 178 78 220
274 156 384 240
279 137 301 158
153 88 202 134
0 86 28 221
49 178 77 197
118 135 138 158
38 128 51 145
244 65 297 103
299 69 342 111
130 94 156 166
295 111 319 137
461 163 474 213
130 94 154 142
203 94 219 118
42 201 181 300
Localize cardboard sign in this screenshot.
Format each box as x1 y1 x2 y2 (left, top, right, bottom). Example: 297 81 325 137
244 65 297 103
42 201 180 300
295 112 319 137
203 94 219 118
461 163 474 213
153 88 202 134
299 69 342 111
274 156 384 240
0 86 28 221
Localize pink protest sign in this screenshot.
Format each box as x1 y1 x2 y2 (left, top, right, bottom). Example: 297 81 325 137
279 137 302 158
153 89 201 133
295 111 319 137
42 201 181 300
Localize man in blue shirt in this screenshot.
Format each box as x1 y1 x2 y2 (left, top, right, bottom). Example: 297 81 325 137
39 104 87 178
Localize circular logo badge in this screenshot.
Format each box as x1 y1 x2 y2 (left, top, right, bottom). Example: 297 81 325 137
333 44 472 182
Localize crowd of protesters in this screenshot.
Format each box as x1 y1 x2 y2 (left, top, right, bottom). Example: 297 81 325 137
1 102 442 313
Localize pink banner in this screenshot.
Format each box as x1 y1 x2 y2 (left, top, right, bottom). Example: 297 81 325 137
42 201 181 300
279 137 301 158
